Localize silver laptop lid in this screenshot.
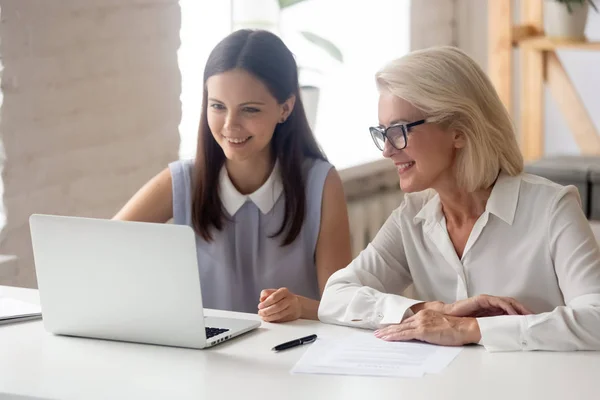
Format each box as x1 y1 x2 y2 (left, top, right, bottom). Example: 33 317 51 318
29 214 208 348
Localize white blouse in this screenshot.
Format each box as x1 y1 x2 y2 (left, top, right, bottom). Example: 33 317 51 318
318 172 600 352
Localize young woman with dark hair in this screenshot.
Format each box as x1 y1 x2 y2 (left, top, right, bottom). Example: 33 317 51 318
114 29 352 323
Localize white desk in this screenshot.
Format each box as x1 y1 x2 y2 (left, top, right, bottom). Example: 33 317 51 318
1 286 599 400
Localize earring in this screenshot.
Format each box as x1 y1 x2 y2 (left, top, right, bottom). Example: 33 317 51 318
279 117 286 123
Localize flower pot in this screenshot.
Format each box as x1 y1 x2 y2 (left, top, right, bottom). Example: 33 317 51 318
544 0 590 40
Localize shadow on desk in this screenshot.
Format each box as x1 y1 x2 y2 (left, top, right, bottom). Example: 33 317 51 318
36 327 289 378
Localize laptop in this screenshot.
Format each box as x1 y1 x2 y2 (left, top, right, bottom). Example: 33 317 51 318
29 214 260 349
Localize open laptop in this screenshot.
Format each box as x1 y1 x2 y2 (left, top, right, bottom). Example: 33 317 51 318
29 214 260 349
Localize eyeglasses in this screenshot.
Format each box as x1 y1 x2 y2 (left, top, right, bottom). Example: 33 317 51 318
369 119 427 151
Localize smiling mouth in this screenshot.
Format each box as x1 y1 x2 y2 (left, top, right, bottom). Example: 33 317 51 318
221 135 252 144
395 161 415 173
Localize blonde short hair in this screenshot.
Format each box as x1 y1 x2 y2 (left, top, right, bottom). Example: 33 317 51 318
375 46 523 192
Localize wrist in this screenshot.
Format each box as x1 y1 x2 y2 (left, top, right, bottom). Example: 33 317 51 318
410 302 424 313
297 295 319 320
411 301 446 314
462 317 482 344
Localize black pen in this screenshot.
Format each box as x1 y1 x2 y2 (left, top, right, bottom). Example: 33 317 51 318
271 334 317 352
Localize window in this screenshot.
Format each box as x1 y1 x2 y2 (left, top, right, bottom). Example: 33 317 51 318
280 0 410 169
177 0 231 160
178 0 410 170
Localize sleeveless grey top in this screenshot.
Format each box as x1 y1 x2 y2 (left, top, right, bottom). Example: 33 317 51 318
169 158 333 313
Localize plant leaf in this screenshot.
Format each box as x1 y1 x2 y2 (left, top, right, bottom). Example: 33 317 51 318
278 0 309 9
299 31 344 63
555 0 598 13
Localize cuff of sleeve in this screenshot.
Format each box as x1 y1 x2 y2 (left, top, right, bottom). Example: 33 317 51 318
376 295 422 325
476 315 526 352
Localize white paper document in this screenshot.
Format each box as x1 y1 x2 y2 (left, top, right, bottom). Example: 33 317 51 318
0 297 42 323
291 332 462 378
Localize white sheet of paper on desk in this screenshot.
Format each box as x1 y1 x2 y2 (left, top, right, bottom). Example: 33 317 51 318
0 297 42 320
291 332 462 378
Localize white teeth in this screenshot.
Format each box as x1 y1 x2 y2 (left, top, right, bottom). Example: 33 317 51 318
398 162 415 169
224 136 250 144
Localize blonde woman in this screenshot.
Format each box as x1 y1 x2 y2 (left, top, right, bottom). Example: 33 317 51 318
318 46 600 351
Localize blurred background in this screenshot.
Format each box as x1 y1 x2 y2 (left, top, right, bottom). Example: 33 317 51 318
0 0 598 288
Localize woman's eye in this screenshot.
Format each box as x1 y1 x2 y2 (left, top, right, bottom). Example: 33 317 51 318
243 107 260 113
210 104 225 110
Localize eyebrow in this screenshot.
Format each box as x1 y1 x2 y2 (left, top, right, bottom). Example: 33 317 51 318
207 98 266 106
378 119 409 128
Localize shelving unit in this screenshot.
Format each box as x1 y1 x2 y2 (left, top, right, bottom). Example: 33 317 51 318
488 0 600 161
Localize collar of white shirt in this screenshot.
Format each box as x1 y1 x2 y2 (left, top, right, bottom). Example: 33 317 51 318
219 162 283 216
413 171 521 226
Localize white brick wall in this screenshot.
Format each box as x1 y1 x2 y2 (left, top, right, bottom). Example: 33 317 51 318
0 0 182 287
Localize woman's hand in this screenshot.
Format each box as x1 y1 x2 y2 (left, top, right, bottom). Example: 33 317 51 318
257 288 302 323
375 309 481 346
444 294 533 317
412 294 533 318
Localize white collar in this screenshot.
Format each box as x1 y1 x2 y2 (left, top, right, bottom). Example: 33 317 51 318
413 171 520 226
219 162 284 216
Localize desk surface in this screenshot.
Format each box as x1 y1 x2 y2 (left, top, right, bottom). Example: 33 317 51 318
1 286 599 400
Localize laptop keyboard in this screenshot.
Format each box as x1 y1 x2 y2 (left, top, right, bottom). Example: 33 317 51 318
205 327 230 339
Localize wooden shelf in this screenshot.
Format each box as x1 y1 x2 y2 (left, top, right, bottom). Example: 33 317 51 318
517 36 600 51
488 0 600 162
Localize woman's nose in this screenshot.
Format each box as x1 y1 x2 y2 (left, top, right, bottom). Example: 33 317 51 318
223 112 240 132
382 139 397 159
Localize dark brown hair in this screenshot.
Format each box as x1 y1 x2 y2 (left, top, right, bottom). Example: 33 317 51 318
192 29 327 246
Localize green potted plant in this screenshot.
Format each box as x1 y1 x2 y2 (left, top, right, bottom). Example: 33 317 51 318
231 0 343 63
278 0 344 130
278 0 343 63
231 0 343 130
544 0 598 39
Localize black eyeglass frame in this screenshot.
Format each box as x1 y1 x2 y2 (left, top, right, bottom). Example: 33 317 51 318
369 119 428 151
